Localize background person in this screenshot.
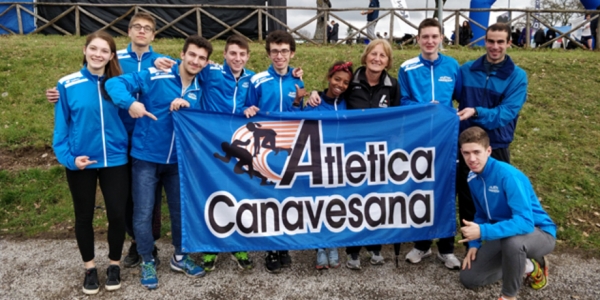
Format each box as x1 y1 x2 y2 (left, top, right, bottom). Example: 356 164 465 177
361 0 380 40
53 30 128 295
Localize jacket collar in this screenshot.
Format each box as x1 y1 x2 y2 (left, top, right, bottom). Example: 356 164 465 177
80 65 103 82
222 59 250 79
268 64 293 79
174 62 200 91
470 54 515 80
321 89 343 106
418 53 443 67
353 66 394 87
126 43 154 59
476 156 497 180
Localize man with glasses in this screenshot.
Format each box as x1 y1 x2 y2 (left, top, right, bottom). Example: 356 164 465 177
45 12 169 269
243 30 306 274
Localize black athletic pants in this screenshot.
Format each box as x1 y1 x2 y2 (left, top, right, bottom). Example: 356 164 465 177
66 165 129 262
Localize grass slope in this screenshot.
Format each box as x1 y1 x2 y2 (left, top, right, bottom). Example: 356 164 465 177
0 35 599 251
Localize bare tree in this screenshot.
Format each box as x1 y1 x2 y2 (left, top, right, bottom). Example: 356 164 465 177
314 0 331 43
533 0 585 26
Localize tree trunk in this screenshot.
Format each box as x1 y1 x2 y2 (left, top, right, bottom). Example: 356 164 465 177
313 0 330 44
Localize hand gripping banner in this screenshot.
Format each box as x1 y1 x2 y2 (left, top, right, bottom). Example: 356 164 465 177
173 105 458 253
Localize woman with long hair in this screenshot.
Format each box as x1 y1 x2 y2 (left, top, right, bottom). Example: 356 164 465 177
53 30 128 295
459 21 473 46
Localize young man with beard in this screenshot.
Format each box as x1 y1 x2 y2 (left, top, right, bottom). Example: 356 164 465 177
106 35 213 289
397 18 462 270
46 12 168 268
156 35 257 270
456 22 529 239
458 126 555 300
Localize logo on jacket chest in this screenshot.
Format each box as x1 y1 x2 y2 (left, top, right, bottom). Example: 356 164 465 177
287 91 297 98
438 76 453 83
187 93 197 101
242 82 250 88
488 185 500 193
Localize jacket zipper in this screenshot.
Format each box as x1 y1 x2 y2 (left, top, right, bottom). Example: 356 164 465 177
430 64 435 102
481 177 492 220
97 79 108 167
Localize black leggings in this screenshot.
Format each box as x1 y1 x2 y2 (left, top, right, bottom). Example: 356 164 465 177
66 165 129 262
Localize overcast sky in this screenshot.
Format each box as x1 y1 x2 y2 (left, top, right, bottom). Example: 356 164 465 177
285 0 529 37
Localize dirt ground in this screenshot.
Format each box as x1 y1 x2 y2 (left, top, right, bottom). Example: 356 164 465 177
1 238 599 300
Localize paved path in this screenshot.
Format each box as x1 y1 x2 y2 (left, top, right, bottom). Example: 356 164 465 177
0 239 599 299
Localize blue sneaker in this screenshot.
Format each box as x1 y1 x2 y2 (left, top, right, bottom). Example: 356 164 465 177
316 249 328 270
170 255 206 278
140 261 158 290
328 248 340 268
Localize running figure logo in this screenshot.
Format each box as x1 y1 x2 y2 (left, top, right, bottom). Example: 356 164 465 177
213 121 301 185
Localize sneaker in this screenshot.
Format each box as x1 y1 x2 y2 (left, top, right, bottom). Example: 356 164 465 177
437 253 461 270
279 251 292 268
170 255 206 278
232 252 254 271
140 261 158 290
405 247 432 264
153 245 161 268
123 242 141 268
203 253 218 272
368 251 385 265
82 267 100 295
527 257 549 290
105 265 121 291
265 251 281 273
328 248 340 268
316 249 329 270
345 253 361 270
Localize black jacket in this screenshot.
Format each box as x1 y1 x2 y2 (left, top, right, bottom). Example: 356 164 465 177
346 66 400 109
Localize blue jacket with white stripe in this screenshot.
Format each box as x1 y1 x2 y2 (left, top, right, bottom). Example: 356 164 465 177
457 55 528 149
53 66 128 170
105 63 202 164
398 53 461 108
199 60 255 114
116 44 167 134
245 65 304 112
467 157 556 249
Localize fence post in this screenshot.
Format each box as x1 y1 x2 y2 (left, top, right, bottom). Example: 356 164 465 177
75 6 80 36
323 10 328 44
17 5 23 34
258 9 263 42
389 11 394 44
525 11 531 49
196 7 201 36
454 11 460 46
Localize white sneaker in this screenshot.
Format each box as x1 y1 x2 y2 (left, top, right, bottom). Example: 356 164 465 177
437 253 461 270
405 248 432 264
368 251 385 265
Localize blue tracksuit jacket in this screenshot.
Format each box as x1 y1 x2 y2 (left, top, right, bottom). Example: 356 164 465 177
398 53 461 107
199 60 255 114
53 66 128 170
467 157 557 249
245 65 305 112
457 55 528 149
116 44 167 134
105 63 202 164
303 89 346 111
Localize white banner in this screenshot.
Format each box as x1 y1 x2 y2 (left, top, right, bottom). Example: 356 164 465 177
390 0 410 20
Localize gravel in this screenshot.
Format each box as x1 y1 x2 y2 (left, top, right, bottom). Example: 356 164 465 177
1 239 599 299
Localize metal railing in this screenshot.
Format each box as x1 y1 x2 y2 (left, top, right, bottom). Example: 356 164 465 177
1 2 597 49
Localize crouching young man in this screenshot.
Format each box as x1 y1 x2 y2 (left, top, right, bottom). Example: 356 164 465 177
458 126 556 300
